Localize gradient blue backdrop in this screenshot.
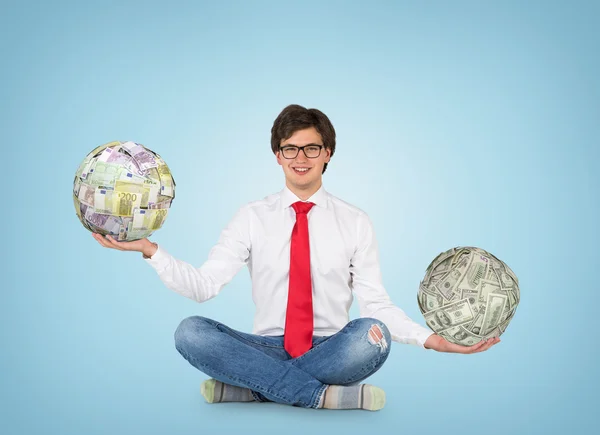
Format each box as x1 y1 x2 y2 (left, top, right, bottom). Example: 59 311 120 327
2 1 598 434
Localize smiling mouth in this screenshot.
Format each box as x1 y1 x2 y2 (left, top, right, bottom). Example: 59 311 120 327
293 167 311 174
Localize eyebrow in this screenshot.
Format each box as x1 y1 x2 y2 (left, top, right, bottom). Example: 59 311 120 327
282 143 322 147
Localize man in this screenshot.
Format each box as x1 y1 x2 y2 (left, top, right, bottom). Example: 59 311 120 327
93 104 499 411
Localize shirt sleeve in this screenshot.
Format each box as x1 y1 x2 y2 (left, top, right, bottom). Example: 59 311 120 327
350 212 435 349
142 204 251 303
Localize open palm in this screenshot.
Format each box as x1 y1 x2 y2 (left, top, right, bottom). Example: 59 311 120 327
92 233 149 253
424 333 500 353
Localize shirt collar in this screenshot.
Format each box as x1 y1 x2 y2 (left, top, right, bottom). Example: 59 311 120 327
280 184 328 210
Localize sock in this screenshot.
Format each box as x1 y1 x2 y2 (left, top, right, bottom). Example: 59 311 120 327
200 379 256 403
319 384 386 411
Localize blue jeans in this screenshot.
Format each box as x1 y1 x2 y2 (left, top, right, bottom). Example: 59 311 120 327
174 316 392 409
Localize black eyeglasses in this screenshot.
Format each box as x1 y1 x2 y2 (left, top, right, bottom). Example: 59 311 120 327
279 144 324 159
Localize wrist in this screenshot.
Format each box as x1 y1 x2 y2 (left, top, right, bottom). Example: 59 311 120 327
424 333 441 350
142 240 158 259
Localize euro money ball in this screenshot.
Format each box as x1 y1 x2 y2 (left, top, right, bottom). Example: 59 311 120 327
417 247 520 345
72 141 176 241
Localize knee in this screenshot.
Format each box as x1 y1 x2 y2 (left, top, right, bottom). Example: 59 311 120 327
351 318 391 355
174 316 214 353
367 321 391 354
327 318 391 385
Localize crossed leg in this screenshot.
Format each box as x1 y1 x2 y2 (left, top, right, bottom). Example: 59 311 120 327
174 316 392 409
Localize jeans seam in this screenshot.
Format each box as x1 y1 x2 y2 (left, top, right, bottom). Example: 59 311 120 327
311 383 328 409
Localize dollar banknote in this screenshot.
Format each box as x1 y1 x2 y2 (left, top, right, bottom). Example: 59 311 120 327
433 253 471 300
424 299 475 332
480 294 508 336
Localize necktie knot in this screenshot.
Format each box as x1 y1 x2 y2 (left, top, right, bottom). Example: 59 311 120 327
292 201 315 215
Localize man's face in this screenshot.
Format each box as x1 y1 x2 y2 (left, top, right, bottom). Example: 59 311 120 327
276 127 331 192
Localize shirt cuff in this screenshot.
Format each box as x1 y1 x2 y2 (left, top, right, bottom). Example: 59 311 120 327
414 326 436 350
142 243 171 271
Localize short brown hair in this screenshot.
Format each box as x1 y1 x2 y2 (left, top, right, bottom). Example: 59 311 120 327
270 104 336 174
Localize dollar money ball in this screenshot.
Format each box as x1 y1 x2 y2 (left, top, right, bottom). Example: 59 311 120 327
72 141 176 241
417 247 520 345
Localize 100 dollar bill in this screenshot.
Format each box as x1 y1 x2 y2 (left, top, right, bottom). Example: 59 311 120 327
424 299 475 333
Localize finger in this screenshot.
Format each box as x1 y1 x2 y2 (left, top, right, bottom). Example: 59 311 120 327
93 233 123 250
93 233 112 248
488 337 501 348
464 338 492 354
488 337 501 347
104 234 126 250
476 337 499 353
468 341 488 353
476 338 494 352
469 339 488 352
447 337 495 354
450 342 476 354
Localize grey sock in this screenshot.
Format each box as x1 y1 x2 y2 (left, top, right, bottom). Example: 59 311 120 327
200 379 255 403
320 384 386 411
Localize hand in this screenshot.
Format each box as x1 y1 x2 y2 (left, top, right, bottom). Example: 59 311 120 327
424 333 500 354
92 233 157 257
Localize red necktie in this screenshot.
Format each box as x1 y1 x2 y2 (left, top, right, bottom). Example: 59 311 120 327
284 201 315 358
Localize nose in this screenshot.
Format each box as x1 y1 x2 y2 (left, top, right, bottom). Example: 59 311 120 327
294 154 308 163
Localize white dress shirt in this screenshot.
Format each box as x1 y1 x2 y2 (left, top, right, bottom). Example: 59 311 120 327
143 185 434 349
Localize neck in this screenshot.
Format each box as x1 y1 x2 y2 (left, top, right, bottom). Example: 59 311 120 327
286 180 322 201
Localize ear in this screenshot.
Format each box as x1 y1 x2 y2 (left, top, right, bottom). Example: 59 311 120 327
276 151 283 166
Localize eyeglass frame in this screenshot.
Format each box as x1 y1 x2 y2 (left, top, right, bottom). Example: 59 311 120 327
278 144 325 159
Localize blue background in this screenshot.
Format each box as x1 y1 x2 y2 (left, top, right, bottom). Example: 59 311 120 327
2 1 598 434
